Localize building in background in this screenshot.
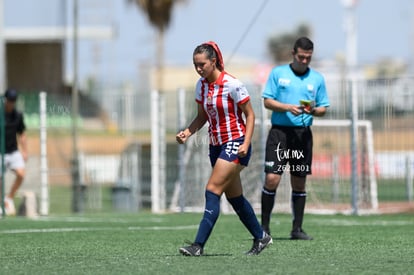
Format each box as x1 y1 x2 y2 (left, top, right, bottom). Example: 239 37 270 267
1 0 114 95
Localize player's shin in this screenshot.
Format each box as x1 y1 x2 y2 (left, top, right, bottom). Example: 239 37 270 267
228 195 263 240
194 190 220 247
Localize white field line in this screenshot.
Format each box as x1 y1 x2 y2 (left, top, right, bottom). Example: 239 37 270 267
2 215 412 234
128 225 198 231
0 227 112 234
311 219 414 226
33 216 165 223
0 224 198 235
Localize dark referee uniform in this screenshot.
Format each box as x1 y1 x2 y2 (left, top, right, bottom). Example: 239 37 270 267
5 108 26 155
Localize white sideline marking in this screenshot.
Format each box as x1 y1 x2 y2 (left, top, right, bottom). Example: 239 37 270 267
0 225 198 235
312 219 414 226
34 216 135 223
128 225 198 231
37 216 167 223
0 227 110 234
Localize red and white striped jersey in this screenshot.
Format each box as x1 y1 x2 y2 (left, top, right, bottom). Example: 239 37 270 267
195 71 250 145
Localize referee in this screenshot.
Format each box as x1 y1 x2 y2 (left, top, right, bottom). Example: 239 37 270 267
1 89 28 216
260 37 330 240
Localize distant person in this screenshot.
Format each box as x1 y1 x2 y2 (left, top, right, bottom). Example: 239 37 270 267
1 89 28 216
176 41 272 256
261 37 330 240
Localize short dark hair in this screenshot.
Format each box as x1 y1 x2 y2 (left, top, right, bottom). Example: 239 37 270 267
4 89 18 101
293 37 314 53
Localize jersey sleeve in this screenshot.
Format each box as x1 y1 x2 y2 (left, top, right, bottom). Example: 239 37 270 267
315 76 330 108
230 79 250 105
262 67 278 99
195 79 203 104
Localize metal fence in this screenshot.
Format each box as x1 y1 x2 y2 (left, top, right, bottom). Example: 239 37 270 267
8 75 414 215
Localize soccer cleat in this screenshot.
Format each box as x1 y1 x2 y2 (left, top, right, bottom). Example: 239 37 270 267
4 197 16 216
290 228 313 240
246 232 273 255
179 242 203 256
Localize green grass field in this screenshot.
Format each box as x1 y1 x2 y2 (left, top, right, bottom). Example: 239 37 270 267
1 212 413 274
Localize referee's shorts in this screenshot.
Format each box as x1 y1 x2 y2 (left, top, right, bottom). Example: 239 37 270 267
264 125 312 177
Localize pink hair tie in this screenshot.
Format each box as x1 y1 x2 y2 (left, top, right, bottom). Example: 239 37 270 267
203 41 224 71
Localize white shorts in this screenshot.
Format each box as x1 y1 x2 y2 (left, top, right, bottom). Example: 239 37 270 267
1 151 25 171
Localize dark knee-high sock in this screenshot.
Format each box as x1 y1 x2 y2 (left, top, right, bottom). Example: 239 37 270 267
291 191 307 231
228 195 263 240
261 187 276 233
194 190 220 247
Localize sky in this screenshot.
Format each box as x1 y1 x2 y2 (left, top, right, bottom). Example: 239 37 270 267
4 0 414 85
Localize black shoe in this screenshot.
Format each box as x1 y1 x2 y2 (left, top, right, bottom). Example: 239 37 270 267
290 228 313 240
179 242 203 256
246 232 273 255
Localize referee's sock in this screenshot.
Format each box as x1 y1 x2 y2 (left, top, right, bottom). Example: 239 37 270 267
261 187 276 234
291 191 307 231
194 190 220 247
228 195 263 240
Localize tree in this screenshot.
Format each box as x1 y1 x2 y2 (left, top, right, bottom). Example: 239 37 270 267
128 0 185 91
128 0 186 213
267 23 312 64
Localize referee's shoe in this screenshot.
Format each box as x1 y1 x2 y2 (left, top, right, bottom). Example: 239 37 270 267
246 232 273 255
290 228 313 240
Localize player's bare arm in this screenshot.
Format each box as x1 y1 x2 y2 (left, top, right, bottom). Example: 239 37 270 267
176 104 207 144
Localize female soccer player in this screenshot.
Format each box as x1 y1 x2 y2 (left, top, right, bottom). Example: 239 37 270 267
176 41 272 256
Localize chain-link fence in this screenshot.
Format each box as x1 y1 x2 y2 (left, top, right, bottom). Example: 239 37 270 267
5 75 413 215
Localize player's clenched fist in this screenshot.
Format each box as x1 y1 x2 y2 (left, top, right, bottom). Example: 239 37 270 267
176 130 188 144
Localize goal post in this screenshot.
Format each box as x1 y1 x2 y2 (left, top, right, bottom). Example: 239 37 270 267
39 91 49 216
0 94 5 217
313 119 378 210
